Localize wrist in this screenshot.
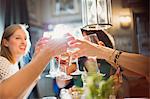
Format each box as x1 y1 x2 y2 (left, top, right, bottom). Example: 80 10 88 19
97 46 114 60
41 47 53 60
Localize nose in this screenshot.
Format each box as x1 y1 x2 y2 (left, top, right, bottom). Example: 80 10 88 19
21 38 27 45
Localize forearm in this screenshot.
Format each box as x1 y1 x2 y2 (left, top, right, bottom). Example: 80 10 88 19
20 78 38 98
0 50 51 98
96 46 149 77
118 52 149 77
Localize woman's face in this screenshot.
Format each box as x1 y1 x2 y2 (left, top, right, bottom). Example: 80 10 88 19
6 29 28 57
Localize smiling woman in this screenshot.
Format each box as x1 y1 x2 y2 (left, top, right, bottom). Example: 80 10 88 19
0 24 31 98
0 24 69 99
0 24 30 64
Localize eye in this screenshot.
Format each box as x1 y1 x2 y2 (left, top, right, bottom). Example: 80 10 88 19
24 37 27 40
16 37 21 39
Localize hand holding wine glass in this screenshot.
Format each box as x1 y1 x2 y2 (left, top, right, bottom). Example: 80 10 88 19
43 24 83 78
69 33 100 73
68 36 102 58
83 34 100 73
43 31 69 78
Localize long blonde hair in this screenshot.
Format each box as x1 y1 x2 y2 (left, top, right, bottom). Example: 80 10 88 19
0 24 31 64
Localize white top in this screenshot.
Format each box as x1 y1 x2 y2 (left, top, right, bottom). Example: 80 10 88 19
0 56 35 99
0 56 19 82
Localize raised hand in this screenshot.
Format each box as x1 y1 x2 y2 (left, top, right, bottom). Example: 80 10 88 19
34 37 49 57
34 35 70 58
69 39 101 58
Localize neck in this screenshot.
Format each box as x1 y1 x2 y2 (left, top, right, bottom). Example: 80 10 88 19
13 54 22 64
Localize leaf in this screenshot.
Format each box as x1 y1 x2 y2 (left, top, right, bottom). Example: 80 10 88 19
85 72 115 99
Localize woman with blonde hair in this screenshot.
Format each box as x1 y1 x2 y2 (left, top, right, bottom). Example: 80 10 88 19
0 24 31 81
0 24 69 98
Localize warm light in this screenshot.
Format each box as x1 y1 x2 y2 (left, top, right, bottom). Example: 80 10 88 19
44 24 71 39
44 24 83 40
119 16 131 28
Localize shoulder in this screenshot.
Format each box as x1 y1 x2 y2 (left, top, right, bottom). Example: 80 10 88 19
0 56 17 81
0 56 12 72
0 56 10 64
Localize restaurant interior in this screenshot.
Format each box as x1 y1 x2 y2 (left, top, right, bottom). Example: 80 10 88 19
0 0 149 98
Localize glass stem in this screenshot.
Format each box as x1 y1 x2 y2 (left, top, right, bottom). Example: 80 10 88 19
58 55 61 72
76 58 79 71
68 54 72 66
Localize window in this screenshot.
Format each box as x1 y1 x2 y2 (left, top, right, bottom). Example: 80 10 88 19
53 0 79 16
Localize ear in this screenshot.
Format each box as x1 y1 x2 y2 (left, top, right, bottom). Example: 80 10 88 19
2 39 9 47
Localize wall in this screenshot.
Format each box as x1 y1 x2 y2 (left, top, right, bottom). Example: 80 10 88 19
0 0 5 42
41 0 82 25
108 0 134 52
27 0 43 26
26 0 145 53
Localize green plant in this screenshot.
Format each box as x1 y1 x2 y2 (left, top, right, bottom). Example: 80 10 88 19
85 73 115 99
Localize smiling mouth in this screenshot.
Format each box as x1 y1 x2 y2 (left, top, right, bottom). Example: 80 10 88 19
20 47 26 51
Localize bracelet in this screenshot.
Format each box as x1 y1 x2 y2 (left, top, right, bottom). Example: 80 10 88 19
109 49 116 62
114 51 122 66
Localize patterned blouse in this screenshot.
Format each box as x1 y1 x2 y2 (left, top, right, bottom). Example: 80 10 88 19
0 56 19 82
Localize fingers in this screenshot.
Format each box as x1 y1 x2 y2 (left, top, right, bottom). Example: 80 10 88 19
38 37 49 43
52 44 68 56
71 49 86 58
70 38 82 44
35 37 49 48
65 34 76 46
49 37 69 48
64 33 73 37
98 41 105 46
34 37 49 54
68 39 83 48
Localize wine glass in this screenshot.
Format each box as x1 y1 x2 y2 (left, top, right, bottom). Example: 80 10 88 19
43 31 68 78
44 24 83 78
83 33 100 73
56 53 73 80
45 58 59 78
43 32 61 78
69 48 83 76
54 24 84 76
43 26 72 78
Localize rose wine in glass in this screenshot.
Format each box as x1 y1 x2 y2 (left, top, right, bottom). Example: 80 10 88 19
57 53 73 80
83 33 100 73
69 48 83 76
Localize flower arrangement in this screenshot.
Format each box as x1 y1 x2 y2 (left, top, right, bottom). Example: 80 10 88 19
83 72 121 99
68 72 122 99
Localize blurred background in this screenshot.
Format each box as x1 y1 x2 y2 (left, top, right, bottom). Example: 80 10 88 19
0 0 149 98
0 0 149 55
